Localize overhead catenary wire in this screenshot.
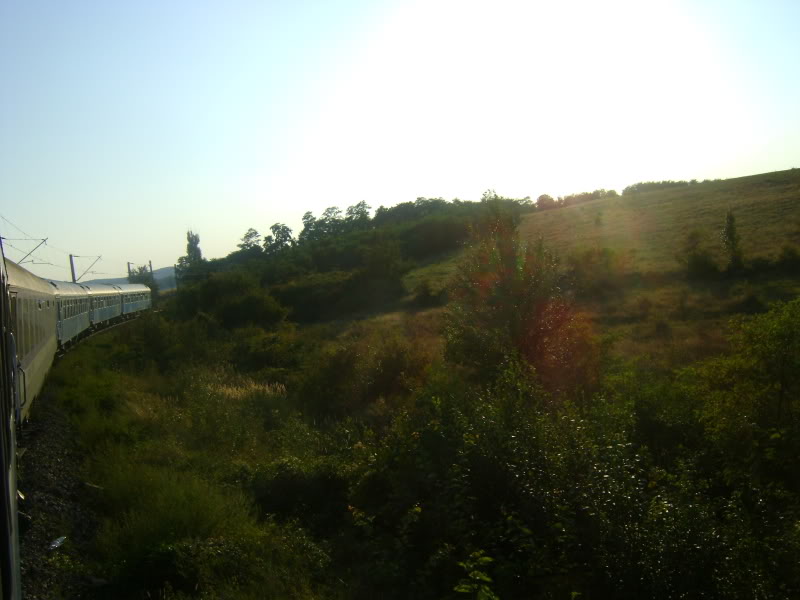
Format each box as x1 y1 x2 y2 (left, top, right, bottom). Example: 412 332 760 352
1 213 86 259
0 214 34 239
77 256 102 281
1 213 150 279
1 241 58 267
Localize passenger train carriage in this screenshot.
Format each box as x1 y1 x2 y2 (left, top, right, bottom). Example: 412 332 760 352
50 280 90 347
0 249 151 598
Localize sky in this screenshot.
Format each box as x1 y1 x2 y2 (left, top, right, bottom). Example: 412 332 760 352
1 0 799 281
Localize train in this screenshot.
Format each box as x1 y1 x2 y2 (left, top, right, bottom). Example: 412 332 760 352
0 246 152 599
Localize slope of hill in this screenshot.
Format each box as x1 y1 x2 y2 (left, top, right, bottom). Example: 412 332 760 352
517 169 800 274
28 169 800 599
85 265 176 291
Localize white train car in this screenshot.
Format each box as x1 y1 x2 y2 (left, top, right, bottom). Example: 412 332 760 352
1 249 153 600
120 284 152 315
49 280 91 348
0 252 22 600
81 283 122 326
6 261 57 422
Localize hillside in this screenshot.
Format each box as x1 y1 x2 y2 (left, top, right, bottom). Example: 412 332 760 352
86 265 176 291
23 168 800 599
518 169 800 274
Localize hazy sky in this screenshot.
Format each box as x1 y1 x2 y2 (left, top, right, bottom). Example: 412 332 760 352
2 0 799 281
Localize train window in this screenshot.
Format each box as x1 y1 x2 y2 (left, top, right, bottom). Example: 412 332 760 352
23 299 30 357
28 299 33 350
35 302 40 346
10 296 17 340
30 300 35 348
20 299 25 357
16 298 22 356
30 298 35 350
18 300 23 357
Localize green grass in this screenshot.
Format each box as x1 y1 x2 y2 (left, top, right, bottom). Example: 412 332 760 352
36 170 800 598
401 169 800 303
518 169 800 273
397 169 800 366
402 251 461 295
47 328 340 599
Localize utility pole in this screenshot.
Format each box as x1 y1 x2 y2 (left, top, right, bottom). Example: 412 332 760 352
148 260 153 274
69 254 77 283
127 262 132 279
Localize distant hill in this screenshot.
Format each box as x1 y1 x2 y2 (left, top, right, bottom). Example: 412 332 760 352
402 168 800 292
85 265 176 291
517 168 800 274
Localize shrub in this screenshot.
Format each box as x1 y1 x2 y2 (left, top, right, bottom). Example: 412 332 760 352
677 230 719 280
681 299 800 488
250 457 350 535
412 278 445 307
566 246 626 298
445 223 599 394
777 244 800 272
216 290 287 329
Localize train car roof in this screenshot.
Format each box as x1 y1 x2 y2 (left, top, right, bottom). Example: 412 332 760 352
79 283 122 296
5 259 55 296
47 279 89 297
117 283 151 293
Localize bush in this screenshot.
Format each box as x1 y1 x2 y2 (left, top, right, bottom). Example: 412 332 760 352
677 230 720 280
566 246 626 297
681 299 800 489
292 326 429 419
412 279 445 307
445 224 599 394
777 244 800 272
173 270 288 330
251 457 350 535
217 290 287 329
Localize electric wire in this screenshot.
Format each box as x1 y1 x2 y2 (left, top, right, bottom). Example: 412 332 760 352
0 214 34 239
1 213 154 280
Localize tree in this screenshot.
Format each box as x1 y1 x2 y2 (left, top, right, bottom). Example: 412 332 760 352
536 194 556 210
345 201 371 230
481 189 499 202
128 264 159 298
176 230 205 283
721 208 743 273
319 206 344 236
237 228 262 252
445 219 597 393
299 211 318 243
186 230 202 263
264 223 295 255
677 229 718 280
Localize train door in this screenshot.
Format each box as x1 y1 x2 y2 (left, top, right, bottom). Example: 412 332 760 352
6 297 22 422
55 297 63 345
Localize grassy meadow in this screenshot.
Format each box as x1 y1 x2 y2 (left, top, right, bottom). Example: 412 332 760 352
30 169 800 598
518 169 800 273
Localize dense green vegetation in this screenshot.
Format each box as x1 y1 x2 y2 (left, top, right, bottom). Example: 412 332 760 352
40 170 800 598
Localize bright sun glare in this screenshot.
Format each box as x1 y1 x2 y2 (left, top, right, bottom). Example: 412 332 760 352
255 0 756 211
